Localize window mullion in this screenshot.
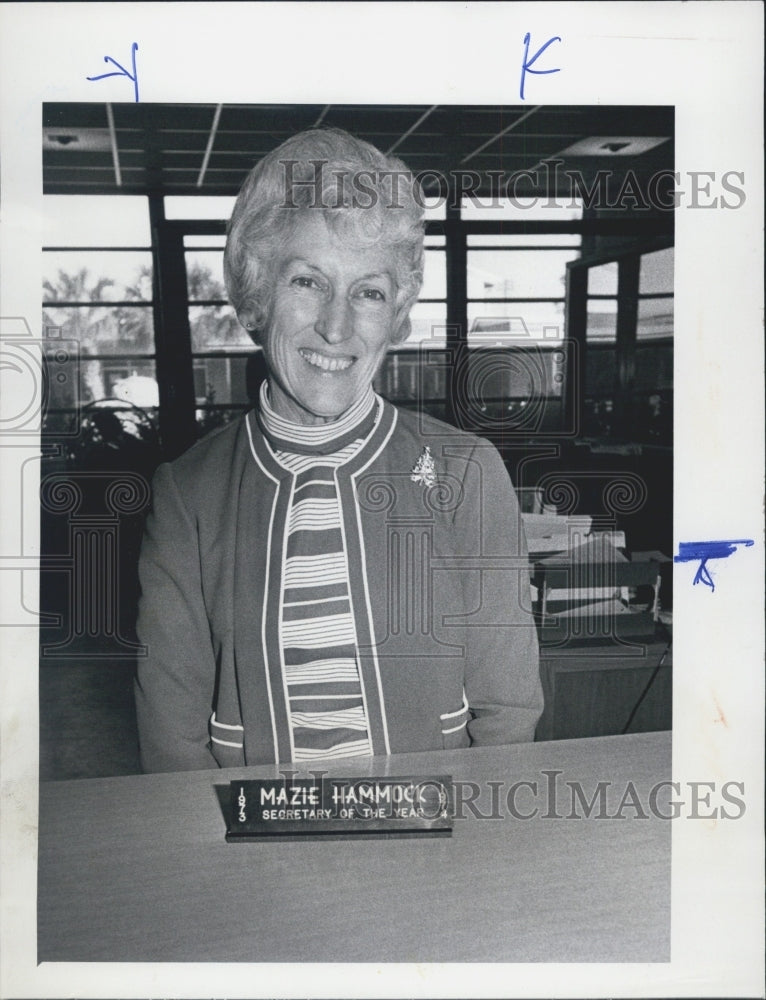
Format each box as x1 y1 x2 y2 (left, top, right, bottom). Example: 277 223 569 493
150 195 198 459
614 255 641 439
444 192 467 427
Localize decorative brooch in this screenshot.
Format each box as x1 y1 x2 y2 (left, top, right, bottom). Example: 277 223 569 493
410 445 437 488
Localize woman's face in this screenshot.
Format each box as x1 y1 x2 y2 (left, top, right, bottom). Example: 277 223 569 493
256 212 402 425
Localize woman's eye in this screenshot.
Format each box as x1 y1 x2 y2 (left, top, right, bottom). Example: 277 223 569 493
357 287 386 302
291 275 322 290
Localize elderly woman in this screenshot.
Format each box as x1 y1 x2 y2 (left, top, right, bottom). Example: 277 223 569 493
135 128 542 773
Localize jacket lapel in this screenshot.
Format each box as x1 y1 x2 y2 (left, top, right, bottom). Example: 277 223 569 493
233 414 295 764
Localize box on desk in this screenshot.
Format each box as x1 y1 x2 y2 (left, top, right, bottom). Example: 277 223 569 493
523 515 662 633
522 511 595 556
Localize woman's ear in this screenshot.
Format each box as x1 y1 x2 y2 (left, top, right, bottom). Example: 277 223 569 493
390 292 419 346
237 307 255 331
237 307 262 344
390 316 412 346
391 292 418 346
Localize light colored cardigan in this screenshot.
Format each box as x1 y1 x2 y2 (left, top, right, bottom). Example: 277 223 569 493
135 399 542 773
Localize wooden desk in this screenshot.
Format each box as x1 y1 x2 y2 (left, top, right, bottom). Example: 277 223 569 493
38 732 671 964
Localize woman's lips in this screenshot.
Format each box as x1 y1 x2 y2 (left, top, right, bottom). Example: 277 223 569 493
299 348 355 373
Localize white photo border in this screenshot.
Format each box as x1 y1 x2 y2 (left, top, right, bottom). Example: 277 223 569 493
1 2 763 998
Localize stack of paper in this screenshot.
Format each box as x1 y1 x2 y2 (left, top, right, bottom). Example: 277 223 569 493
521 512 593 556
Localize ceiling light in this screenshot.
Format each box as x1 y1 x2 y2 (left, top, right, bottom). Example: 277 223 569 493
557 136 669 157
43 128 112 152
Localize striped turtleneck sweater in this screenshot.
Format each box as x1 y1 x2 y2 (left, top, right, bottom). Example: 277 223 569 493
257 381 378 763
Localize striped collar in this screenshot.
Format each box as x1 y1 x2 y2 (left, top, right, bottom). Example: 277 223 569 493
256 381 379 456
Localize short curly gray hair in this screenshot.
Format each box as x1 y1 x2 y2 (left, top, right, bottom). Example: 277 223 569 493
223 128 425 345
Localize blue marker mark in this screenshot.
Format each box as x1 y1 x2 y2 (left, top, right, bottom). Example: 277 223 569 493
674 539 754 591
87 42 139 102
520 33 561 100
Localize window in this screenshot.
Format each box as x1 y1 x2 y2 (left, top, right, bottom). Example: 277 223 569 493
571 243 673 444
459 198 583 433
464 199 581 345
637 247 674 339
181 232 255 435
408 233 447 345
42 196 158 460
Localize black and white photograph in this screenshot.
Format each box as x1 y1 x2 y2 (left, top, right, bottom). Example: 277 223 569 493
0 3 763 998
36 100 676 959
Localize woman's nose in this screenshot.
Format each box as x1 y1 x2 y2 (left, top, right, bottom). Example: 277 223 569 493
315 296 351 344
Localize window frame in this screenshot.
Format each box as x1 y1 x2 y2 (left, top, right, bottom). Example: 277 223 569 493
565 236 674 444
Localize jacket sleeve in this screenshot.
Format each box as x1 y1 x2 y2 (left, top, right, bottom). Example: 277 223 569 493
456 440 543 745
134 462 219 773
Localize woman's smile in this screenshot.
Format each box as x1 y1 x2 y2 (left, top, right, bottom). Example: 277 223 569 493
299 347 356 373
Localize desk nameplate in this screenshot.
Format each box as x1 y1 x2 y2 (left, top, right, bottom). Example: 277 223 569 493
226 774 453 841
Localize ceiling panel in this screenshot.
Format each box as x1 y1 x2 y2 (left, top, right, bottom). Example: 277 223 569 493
42 103 674 199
